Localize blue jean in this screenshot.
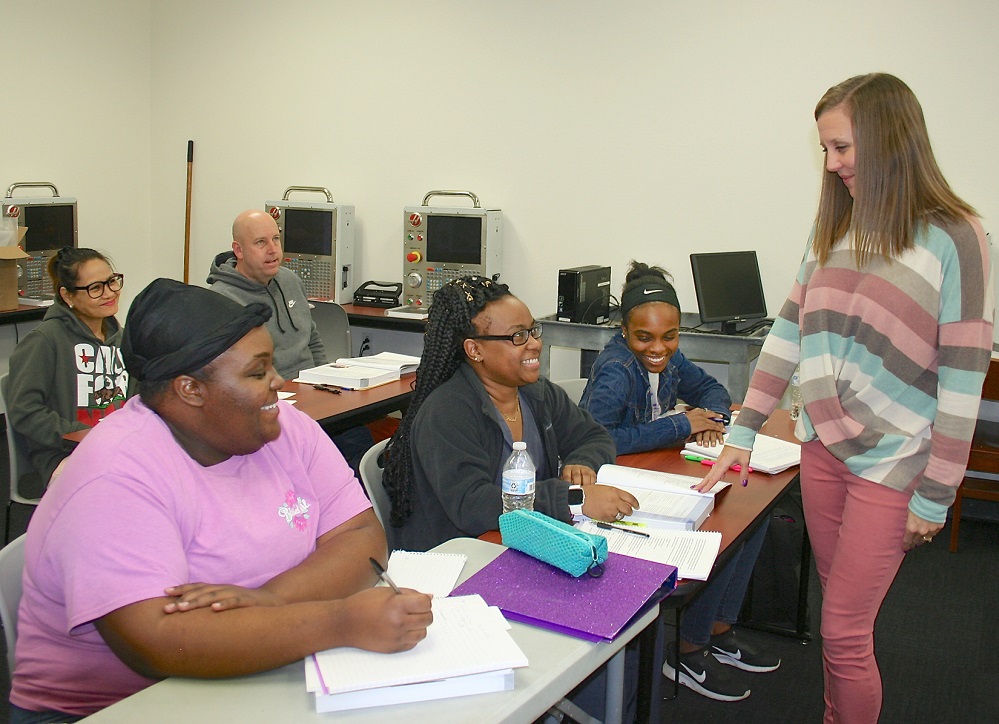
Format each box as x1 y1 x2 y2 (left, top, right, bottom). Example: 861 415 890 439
9 703 84 724
679 517 770 647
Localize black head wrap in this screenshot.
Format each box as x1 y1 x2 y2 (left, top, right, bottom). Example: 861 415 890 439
123 278 272 382
619 278 681 321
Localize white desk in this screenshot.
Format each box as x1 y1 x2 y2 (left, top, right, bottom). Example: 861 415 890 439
83 538 659 724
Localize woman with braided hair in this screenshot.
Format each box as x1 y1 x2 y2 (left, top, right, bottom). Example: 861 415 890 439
383 275 639 552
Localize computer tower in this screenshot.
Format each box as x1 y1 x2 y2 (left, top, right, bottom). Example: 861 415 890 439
557 265 611 324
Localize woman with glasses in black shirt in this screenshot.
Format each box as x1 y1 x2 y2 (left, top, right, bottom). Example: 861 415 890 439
6 247 130 484
383 275 638 551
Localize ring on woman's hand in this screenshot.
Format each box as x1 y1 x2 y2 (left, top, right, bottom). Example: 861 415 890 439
615 512 625 522
923 536 933 542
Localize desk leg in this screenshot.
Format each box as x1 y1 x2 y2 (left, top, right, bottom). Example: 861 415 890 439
540 344 552 379
605 649 624 724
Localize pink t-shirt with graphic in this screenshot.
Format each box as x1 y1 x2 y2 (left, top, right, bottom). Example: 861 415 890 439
10 397 372 716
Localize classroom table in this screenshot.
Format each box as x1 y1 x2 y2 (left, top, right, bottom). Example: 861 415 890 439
63 374 416 445
282 374 415 434
82 537 660 724
0 305 48 325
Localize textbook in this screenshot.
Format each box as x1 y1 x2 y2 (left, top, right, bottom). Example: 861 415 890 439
335 351 421 374
684 431 801 474
295 363 400 390
306 594 526 712
594 464 718 531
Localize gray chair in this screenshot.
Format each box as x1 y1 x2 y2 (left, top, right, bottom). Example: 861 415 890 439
0 534 27 676
553 378 588 406
310 301 352 360
0 374 42 543
359 439 394 549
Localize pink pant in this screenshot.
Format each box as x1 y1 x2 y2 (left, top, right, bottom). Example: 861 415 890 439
800 441 911 724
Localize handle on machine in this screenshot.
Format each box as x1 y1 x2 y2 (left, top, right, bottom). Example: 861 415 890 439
5 182 60 198
420 190 481 208
281 186 334 203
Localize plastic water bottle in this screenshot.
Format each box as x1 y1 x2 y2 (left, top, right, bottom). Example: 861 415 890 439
789 368 803 421
502 442 536 513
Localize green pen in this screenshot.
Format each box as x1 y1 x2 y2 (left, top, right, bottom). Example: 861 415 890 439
683 453 708 462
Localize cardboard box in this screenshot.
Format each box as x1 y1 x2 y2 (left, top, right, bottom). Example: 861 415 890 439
0 227 30 311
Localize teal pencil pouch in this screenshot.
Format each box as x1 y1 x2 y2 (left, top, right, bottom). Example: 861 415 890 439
499 510 608 578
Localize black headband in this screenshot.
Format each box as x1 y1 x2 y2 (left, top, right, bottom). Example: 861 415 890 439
123 278 272 382
620 279 681 321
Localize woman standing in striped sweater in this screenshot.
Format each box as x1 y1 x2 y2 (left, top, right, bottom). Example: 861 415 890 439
700 73 993 723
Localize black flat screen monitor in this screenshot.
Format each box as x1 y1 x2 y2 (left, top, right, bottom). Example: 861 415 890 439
689 251 768 334
426 215 482 265
22 204 75 252
283 208 333 256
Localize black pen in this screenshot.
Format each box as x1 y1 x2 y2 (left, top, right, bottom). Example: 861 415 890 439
369 557 402 594
311 383 342 395
596 521 651 538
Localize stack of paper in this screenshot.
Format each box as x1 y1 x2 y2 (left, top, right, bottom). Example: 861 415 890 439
295 362 400 390
306 595 527 712
335 352 421 374
595 464 723 531
574 521 722 580
684 432 801 474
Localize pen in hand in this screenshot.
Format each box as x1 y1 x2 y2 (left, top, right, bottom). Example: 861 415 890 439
369 557 402 594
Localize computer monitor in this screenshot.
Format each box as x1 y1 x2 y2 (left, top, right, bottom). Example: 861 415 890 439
689 251 768 334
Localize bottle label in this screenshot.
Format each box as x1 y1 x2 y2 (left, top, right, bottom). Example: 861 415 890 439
502 470 536 496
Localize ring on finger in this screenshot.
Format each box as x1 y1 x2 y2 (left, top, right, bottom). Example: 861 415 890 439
615 512 624 522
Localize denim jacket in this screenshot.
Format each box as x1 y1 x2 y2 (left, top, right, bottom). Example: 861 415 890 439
579 333 731 455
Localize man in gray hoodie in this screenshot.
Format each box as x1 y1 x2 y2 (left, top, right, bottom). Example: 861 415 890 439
207 209 327 379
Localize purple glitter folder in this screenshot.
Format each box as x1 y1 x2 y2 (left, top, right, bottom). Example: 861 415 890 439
451 549 677 643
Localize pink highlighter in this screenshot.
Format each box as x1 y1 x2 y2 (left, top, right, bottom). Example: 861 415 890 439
700 458 753 480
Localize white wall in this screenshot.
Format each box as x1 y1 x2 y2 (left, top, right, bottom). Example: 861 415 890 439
3 0 152 313
6 0 999 326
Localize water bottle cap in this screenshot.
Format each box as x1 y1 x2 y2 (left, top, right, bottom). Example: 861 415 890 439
512 441 527 451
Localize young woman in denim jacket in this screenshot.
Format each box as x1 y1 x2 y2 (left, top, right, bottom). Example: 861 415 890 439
579 261 730 455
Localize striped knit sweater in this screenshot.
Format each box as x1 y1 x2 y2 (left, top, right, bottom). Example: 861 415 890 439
729 215 994 523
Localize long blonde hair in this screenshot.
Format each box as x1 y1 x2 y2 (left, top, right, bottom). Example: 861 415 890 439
812 73 976 266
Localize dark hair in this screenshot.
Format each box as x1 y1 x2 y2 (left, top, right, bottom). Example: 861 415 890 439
48 247 113 307
620 261 677 325
382 275 511 527
812 73 976 265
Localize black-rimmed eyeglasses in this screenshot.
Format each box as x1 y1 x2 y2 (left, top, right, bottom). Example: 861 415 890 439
468 322 543 346
69 273 124 299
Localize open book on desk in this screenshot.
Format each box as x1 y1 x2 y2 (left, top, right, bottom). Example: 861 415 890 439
335 351 421 374
306 594 526 713
595 464 726 531
684 430 801 474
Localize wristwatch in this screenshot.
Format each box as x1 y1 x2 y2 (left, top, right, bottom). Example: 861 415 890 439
568 485 585 516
